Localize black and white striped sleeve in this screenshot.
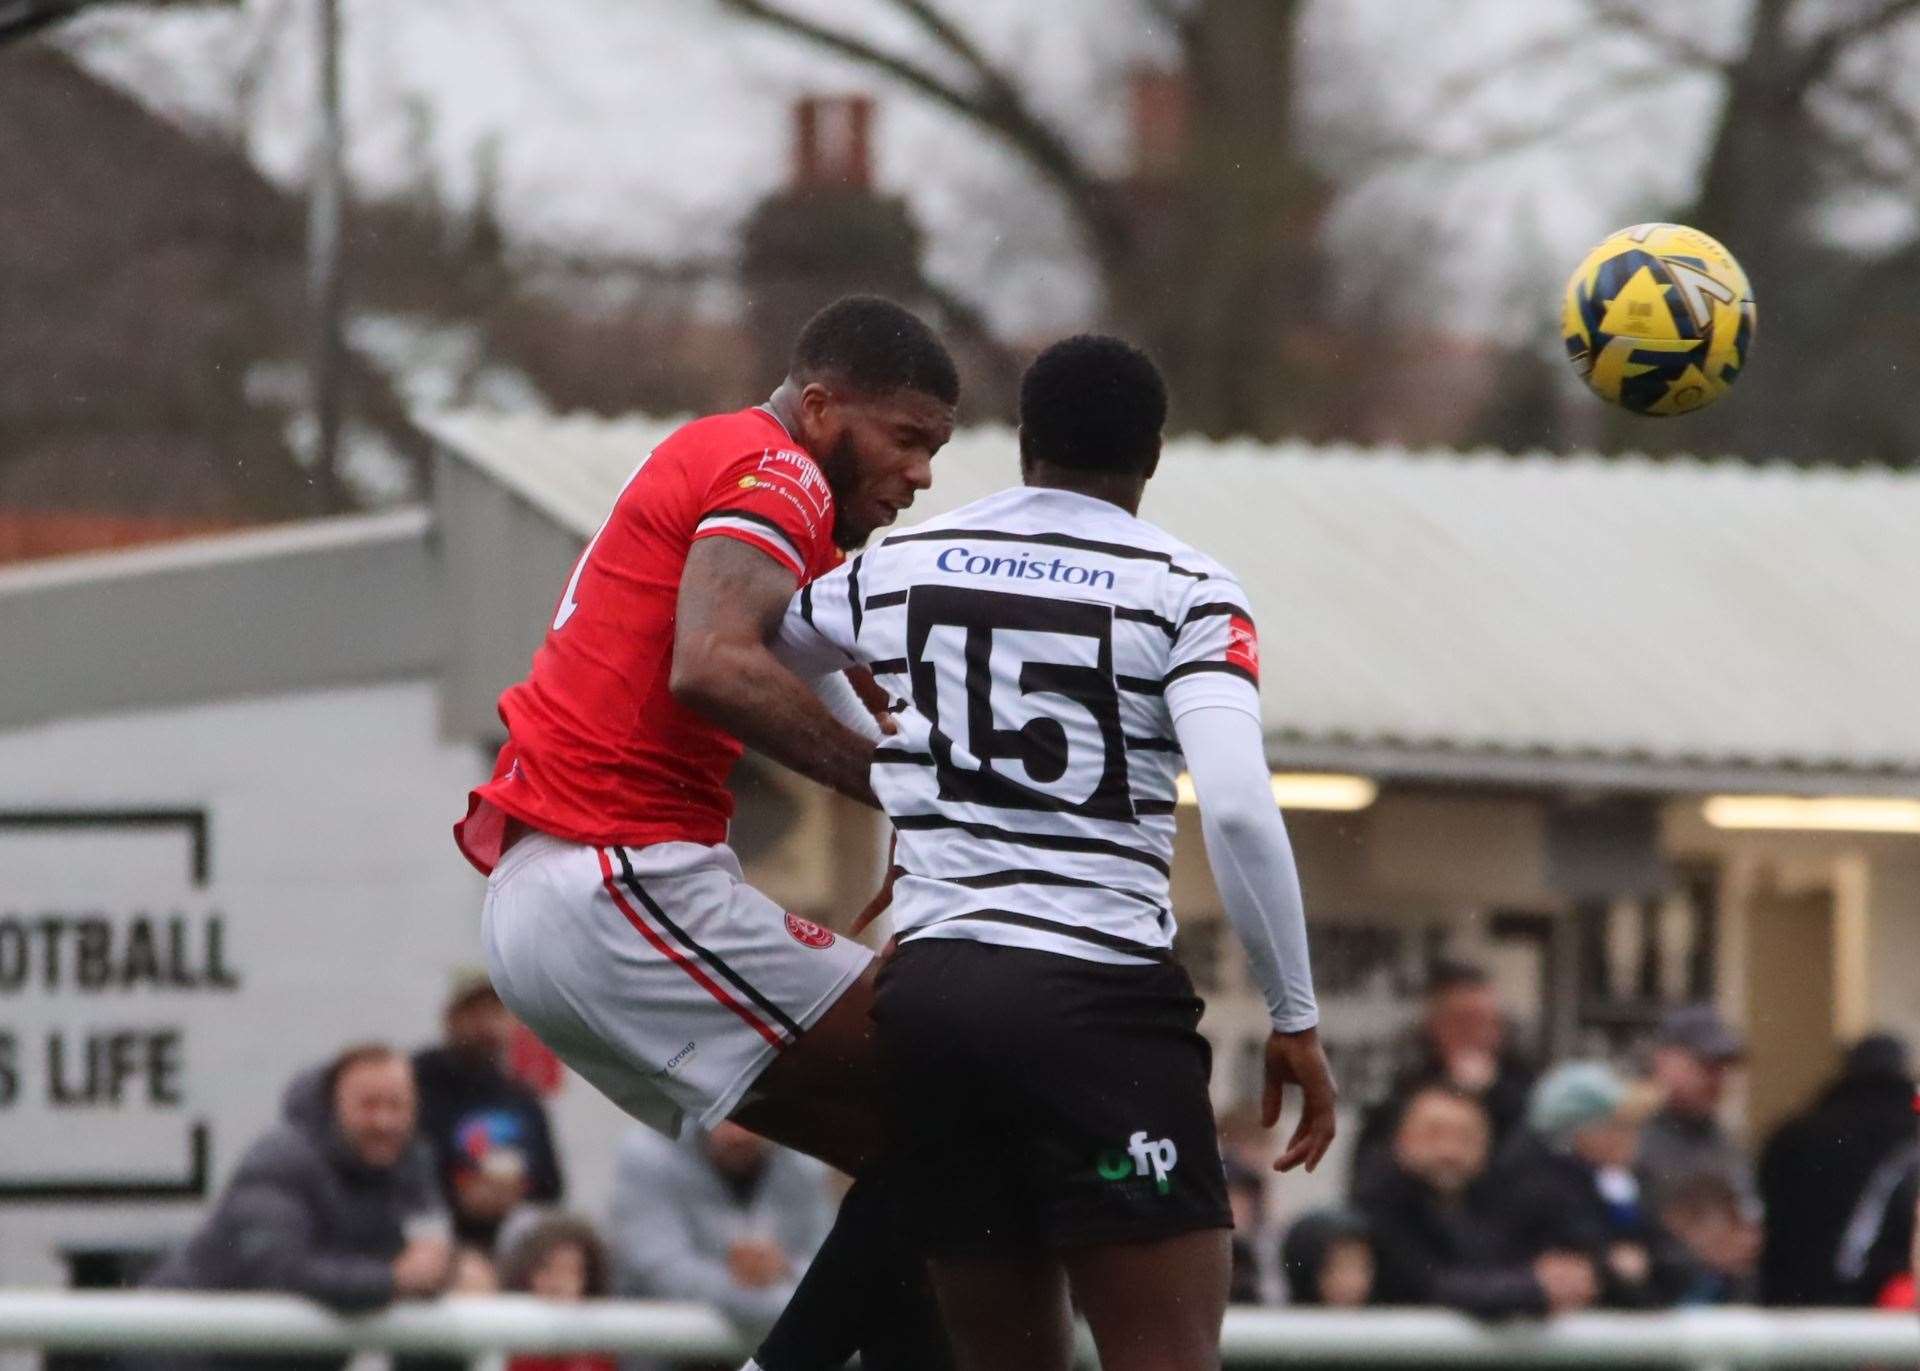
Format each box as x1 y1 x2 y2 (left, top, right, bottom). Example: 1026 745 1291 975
1163 573 1262 721
774 556 864 679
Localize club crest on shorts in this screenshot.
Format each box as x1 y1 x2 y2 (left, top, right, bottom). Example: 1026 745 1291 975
785 912 836 948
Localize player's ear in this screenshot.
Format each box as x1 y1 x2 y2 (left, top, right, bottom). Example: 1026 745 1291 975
797 380 844 447
798 380 837 422
1140 440 1162 482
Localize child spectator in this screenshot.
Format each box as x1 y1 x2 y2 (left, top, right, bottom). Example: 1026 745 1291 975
1658 1173 1761 1305
1280 1210 1376 1308
497 1213 616 1371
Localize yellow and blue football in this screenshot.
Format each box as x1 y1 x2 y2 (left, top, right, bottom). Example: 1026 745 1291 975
1563 223 1755 416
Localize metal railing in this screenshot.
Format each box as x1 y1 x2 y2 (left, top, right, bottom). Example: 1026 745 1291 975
1 1291 1916 1367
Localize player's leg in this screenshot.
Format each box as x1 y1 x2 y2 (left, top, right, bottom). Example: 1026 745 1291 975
1061 1229 1232 1371
924 1253 1076 1371
860 938 1094 1370
728 961 885 1174
873 936 1234 1371
732 965 954 1371
484 837 944 1371
748 1159 951 1371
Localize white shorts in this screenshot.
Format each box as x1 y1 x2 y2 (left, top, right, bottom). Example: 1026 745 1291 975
481 833 873 1138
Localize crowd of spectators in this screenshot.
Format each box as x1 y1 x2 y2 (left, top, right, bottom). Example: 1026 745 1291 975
1231 962 1919 1317
130 960 1916 1357
131 973 835 1369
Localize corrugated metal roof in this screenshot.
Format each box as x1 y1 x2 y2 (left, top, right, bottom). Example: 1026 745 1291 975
421 410 1920 783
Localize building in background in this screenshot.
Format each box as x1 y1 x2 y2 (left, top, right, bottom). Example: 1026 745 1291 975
3 419 1917 1273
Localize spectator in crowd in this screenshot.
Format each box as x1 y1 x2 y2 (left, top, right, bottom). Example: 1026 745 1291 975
1357 1083 1585 1318
1638 1005 1753 1212
606 1121 833 1337
1658 1173 1761 1306
143 1044 452 1365
1225 1158 1279 1304
1352 961 1536 1189
414 976 565 1254
1832 1132 1916 1308
1279 1210 1376 1308
496 1213 616 1371
1759 1032 1915 1305
1493 1061 1686 1309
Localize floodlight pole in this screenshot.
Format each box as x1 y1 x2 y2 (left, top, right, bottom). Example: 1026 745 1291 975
307 0 345 509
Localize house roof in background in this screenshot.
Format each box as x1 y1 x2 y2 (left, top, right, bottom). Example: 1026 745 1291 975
422 409 1920 788
0 510 440 733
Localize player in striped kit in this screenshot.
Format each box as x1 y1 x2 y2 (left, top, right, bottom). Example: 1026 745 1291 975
774 335 1337 1371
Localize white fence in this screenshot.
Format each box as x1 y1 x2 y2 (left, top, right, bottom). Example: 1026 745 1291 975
2 1292 1917 1368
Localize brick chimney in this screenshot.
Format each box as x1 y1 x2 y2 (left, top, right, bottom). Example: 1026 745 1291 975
742 93 923 389
792 94 874 191
1128 68 1188 181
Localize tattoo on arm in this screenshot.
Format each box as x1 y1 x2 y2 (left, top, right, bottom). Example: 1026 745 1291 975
672 537 879 807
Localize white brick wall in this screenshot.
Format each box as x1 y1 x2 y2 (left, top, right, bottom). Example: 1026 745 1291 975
0 680 626 1290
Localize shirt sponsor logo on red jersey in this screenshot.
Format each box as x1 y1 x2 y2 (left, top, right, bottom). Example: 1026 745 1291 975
1226 614 1260 682
784 912 837 949
750 480 826 543
758 448 832 519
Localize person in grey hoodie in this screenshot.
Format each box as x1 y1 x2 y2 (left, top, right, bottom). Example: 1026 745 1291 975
141 1043 453 1369
607 1121 832 1338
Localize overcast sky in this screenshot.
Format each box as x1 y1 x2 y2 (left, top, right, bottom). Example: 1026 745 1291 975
62 0 1913 341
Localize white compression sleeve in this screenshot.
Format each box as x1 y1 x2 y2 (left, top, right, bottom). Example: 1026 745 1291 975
810 668 884 744
1171 704 1320 1032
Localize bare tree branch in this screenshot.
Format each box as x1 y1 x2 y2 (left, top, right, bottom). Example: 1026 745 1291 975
1420 1 1729 146
1 0 232 45
888 0 999 85
713 0 1129 263
0 0 83 44
1363 60 1699 170
1588 0 1736 71
1797 0 1920 87
914 271 1024 397
1820 78 1920 187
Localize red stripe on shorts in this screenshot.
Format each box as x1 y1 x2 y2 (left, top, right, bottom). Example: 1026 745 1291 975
597 848 787 1051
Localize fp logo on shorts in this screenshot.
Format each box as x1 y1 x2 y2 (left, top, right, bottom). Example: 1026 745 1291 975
1096 1131 1180 1195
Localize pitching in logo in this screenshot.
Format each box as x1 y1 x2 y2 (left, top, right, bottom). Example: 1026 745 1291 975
1095 1131 1180 1195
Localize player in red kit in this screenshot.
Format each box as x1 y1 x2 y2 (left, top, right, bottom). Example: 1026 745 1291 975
458 297 959 1371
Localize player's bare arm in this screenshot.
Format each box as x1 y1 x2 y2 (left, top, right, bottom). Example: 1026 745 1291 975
672 534 881 808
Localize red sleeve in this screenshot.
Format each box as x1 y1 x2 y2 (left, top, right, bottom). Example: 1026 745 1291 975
689 446 838 584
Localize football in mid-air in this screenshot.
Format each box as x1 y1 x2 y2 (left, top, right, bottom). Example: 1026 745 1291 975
1563 222 1755 416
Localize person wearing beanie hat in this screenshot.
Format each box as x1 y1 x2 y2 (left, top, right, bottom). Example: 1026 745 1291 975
1489 1061 1689 1309
1528 1062 1637 1141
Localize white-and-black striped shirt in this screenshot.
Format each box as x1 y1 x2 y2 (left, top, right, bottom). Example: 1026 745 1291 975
777 485 1264 966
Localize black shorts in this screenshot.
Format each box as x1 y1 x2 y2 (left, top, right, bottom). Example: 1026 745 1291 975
871 936 1231 1257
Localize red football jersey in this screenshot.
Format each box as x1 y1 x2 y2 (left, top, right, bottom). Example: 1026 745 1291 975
454 407 839 874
